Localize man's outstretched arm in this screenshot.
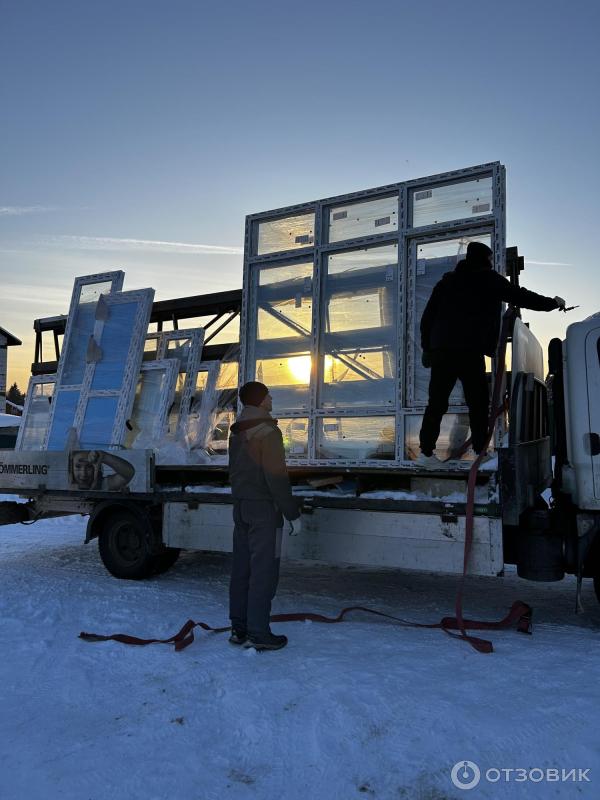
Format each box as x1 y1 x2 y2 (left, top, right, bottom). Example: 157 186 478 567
492 272 561 312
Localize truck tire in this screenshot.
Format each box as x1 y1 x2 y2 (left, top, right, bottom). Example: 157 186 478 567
98 509 156 580
153 547 180 575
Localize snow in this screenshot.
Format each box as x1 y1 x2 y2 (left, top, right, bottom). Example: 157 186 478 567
2 502 600 799
0 412 20 428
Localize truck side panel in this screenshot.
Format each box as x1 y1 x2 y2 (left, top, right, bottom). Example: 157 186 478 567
163 502 504 577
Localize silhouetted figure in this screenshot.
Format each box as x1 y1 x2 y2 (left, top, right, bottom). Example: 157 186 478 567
417 242 565 469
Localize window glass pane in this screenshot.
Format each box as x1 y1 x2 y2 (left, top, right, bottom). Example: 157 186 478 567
411 176 493 227
165 336 193 371
62 281 116 385
257 262 313 341
321 243 397 408
254 261 313 411
256 213 315 255
20 380 55 449
79 396 120 449
79 281 113 304
46 390 79 450
143 335 159 362
91 302 138 391
414 234 491 406
217 360 239 390
126 367 170 447
404 413 471 462
278 418 309 457
207 410 235 456
255 355 311 411
191 369 209 413
322 351 395 409
317 417 395 460
167 373 186 435
62 303 96 386
328 195 398 243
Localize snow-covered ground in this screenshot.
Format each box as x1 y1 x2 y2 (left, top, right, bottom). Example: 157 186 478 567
1 501 599 800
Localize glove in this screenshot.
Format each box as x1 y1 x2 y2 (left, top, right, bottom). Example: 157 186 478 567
554 296 566 310
421 350 432 369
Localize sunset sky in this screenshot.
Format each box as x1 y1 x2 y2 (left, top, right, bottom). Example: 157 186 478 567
1 0 599 390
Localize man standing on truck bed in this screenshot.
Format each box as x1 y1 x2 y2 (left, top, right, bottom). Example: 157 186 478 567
418 241 566 469
228 381 302 651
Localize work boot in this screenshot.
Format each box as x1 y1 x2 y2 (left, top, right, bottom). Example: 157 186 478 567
244 631 288 651
415 452 445 470
228 628 248 645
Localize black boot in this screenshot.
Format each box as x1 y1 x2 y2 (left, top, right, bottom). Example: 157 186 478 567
244 631 288 651
228 627 248 645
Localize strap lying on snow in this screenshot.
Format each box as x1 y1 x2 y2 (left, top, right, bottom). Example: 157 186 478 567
80 308 531 655
79 600 532 655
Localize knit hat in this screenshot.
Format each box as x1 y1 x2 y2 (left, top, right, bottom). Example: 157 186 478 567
239 381 269 407
466 241 493 266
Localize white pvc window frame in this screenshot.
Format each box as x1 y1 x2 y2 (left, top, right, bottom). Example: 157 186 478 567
188 360 221 451
240 162 506 467
43 272 125 450
16 374 56 450
74 288 155 449
126 358 179 448
156 328 204 438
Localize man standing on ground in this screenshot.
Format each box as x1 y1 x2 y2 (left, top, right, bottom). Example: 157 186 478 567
228 381 302 650
417 241 566 469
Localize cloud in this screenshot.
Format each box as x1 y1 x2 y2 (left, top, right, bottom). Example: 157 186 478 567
0 205 58 216
525 259 572 267
51 235 243 255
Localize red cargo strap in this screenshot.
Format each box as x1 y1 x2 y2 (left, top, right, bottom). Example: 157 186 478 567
80 309 532 654
80 600 531 653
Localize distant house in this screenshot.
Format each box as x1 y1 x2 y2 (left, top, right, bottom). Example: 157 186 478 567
0 327 22 413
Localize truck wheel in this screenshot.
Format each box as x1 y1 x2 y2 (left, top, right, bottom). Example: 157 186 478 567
98 509 156 580
153 547 180 575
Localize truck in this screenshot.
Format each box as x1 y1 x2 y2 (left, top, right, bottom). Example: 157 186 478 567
1 161 599 609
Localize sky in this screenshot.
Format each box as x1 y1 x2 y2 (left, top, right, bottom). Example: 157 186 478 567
1 0 599 390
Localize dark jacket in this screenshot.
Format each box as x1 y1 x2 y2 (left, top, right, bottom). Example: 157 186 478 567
420 260 558 356
228 406 300 521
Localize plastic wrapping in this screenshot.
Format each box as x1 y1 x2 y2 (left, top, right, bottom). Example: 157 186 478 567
256 213 315 255
411 176 493 227
404 413 471 462
279 418 309 456
328 195 398 243
317 417 395 461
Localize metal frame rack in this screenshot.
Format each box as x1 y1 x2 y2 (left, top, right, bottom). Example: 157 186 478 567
240 162 506 467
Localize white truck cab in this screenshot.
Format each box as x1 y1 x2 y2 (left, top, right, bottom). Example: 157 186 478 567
562 314 600 511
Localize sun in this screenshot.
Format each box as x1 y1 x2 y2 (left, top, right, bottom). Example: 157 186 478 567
287 355 311 384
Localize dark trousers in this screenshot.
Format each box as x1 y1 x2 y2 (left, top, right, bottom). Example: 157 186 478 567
229 499 282 636
419 350 490 456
